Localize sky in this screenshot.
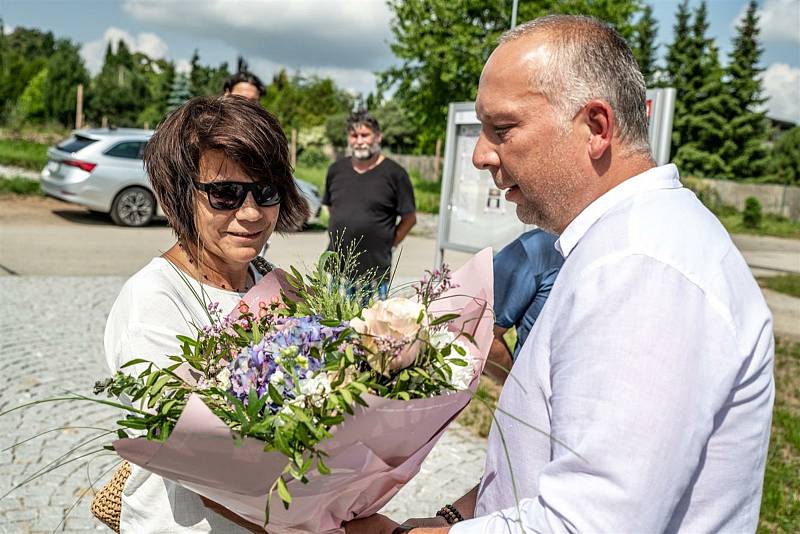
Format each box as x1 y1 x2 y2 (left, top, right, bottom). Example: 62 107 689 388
2 0 798 123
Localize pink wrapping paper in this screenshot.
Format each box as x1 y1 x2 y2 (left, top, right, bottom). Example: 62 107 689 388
113 248 494 533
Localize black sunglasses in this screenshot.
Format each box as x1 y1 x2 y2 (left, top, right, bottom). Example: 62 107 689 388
193 181 281 210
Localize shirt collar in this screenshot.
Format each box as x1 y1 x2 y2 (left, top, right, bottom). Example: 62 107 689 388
555 164 681 258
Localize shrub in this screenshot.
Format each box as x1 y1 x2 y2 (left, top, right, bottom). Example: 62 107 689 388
743 196 763 228
297 147 330 168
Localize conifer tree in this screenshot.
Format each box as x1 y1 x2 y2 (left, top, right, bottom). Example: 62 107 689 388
722 0 770 178
673 41 736 177
665 0 693 157
667 1 733 177
167 72 191 113
631 4 659 86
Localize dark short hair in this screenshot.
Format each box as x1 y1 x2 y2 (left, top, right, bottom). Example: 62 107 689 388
223 71 265 98
346 111 380 134
144 96 308 251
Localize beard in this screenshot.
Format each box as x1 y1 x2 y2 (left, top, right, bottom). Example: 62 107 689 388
512 140 585 234
352 142 380 160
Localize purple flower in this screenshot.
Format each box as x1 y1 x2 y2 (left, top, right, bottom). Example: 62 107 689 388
226 316 350 416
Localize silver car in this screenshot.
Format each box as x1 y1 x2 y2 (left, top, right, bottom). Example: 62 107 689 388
41 128 322 227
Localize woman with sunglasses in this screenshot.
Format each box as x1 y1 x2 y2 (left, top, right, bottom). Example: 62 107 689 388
103 96 308 533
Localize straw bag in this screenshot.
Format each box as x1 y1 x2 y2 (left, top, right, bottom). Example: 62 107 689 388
90 461 131 533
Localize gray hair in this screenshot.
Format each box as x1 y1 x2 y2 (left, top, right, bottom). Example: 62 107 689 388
499 15 650 155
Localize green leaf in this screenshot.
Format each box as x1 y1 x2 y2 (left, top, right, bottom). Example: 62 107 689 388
430 313 459 326
316 456 331 475
120 358 150 369
276 477 292 507
268 384 284 406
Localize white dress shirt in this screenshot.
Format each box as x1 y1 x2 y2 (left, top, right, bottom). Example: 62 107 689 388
452 164 774 534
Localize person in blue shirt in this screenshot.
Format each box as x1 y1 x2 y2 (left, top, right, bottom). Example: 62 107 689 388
486 228 564 383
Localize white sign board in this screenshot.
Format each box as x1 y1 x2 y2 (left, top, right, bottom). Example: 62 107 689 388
435 90 676 265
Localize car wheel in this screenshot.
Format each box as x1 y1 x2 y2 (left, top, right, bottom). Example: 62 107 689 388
111 186 156 227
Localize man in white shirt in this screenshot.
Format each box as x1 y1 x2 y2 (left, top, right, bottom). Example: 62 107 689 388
346 14 774 534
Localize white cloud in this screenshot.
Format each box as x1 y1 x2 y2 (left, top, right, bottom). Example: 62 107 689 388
734 0 800 44
249 57 377 97
175 58 192 75
80 27 170 74
2 25 15 36
122 0 394 71
763 63 800 123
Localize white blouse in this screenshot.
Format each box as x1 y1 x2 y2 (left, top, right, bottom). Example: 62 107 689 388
105 257 259 534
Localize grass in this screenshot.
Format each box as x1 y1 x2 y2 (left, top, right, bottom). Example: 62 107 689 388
456 338 800 532
294 163 441 215
0 177 42 196
719 212 800 240
759 338 800 533
758 274 800 299
0 138 49 170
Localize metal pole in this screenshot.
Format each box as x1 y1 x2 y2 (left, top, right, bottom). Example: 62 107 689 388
511 0 519 29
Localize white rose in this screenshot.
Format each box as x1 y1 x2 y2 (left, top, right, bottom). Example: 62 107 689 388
350 297 427 374
447 340 476 390
428 329 455 349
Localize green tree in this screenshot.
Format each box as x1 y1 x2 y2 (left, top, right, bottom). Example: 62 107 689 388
188 50 230 96
380 0 641 153
262 70 352 131
372 97 417 153
630 4 658 86
770 127 800 184
666 0 734 177
16 66 49 120
673 40 736 178
664 0 692 155
721 0 770 179
137 55 175 127
43 39 89 126
167 72 192 113
88 40 151 126
0 26 55 120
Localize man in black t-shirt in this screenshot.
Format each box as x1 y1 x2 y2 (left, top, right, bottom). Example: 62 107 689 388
322 111 417 295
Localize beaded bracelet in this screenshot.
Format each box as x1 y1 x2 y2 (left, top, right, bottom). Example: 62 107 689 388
435 503 464 525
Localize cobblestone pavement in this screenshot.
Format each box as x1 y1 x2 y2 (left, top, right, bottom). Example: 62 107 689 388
0 276 487 533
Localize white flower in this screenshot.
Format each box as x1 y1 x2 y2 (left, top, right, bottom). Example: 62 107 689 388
298 373 331 407
447 340 476 390
350 297 427 374
270 367 285 383
428 329 455 349
215 367 231 390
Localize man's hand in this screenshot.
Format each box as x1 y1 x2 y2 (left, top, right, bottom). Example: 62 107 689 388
344 513 399 534
484 325 513 383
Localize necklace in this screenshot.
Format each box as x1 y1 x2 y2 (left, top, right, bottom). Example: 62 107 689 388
173 242 254 293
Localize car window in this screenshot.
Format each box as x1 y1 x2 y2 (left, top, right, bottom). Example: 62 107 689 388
56 135 97 153
105 141 145 159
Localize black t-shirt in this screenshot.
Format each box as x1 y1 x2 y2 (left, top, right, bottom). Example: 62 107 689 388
322 157 416 279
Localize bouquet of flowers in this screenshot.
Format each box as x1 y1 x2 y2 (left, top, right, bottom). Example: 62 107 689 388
35 247 493 533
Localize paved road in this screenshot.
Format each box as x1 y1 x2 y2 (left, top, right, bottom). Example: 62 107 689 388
0 275 485 533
